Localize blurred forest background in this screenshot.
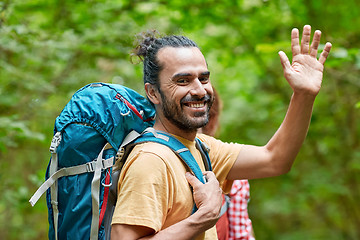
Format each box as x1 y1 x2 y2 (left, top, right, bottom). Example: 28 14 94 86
0 0 359 239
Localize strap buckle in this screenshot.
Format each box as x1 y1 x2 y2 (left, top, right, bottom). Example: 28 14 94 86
86 162 94 172
116 147 125 161
51 200 58 207
49 132 62 153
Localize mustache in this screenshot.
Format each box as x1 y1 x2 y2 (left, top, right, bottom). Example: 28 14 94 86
180 94 213 104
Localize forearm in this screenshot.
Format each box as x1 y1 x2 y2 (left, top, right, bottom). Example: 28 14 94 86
141 172 221 239
111 205 218 240
266 25 331 173
140 207 218 240
265 91 315 173
228 25 331 180
227 92 317 180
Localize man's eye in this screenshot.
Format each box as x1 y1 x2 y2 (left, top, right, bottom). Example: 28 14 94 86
199 77 209 83
177 78 188 84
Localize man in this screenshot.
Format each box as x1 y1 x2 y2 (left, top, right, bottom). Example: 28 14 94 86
111 25 332 239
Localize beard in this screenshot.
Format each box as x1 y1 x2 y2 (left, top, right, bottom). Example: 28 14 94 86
159 90 214 132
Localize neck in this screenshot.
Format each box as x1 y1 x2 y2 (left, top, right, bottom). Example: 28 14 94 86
153 117 197 141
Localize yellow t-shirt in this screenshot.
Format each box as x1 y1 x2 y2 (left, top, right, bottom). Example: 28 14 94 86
111 133 243 239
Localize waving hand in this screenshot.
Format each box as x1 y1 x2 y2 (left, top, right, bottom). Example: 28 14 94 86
278 25 332 96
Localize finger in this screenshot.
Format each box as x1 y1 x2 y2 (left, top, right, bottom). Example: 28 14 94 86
319 42 332 65
301 25 311 54
310 30 321 58
203 171 222 194
202 171 217 183
185 172 202 188
278 51 291 71
291 28 300 58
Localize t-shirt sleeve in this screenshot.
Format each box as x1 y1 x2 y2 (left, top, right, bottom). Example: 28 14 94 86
197 134 243 193
111 149 173 232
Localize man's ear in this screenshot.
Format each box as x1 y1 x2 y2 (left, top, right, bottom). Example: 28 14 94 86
145 83 161 105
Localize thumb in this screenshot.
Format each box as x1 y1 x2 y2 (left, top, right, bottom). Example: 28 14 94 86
278 51 291 71
185 172 201 188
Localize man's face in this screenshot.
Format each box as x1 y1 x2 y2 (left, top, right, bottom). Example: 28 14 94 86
155 46 214 132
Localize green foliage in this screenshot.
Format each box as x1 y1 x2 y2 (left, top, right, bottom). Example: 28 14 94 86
1 0 359 239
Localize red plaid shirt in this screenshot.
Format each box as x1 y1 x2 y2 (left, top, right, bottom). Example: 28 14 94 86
227 180 254 240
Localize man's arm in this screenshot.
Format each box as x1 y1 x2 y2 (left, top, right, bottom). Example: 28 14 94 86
227 25 332 180
111 171 222 240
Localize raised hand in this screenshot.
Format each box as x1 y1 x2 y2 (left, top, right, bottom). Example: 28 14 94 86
278 25 332 97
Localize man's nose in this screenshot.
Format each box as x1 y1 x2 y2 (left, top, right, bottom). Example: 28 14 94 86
189 79 207 97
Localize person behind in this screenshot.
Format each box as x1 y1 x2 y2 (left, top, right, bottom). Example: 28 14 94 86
199 89 255 240
111 25 332 239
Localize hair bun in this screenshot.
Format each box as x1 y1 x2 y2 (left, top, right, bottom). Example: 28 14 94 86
132 30 161 61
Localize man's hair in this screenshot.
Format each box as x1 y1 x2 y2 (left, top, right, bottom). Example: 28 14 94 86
132 30 198 89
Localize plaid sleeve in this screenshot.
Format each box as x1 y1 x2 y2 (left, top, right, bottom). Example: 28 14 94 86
227 180 255 240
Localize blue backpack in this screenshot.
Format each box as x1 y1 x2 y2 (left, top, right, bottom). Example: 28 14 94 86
29 83 212 240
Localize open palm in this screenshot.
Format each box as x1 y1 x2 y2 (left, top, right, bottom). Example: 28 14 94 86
279 25 332 96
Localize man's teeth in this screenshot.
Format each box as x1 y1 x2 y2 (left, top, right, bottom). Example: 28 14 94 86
188 103 205 108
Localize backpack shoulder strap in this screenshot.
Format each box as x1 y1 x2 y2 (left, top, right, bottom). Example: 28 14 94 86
103 129 212 238
131 129 208 184
195 138 212 172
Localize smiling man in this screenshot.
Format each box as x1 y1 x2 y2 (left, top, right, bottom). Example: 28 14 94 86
111 26 332 240
152 46 214 136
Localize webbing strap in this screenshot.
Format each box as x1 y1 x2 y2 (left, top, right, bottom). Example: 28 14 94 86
90 144 105 240
29 157 114 207
49 132 61 240
143 127 169 141
195 138 212 172
50 152 58 240
98 171 111 228
220 195 231 217
119 130 142 149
